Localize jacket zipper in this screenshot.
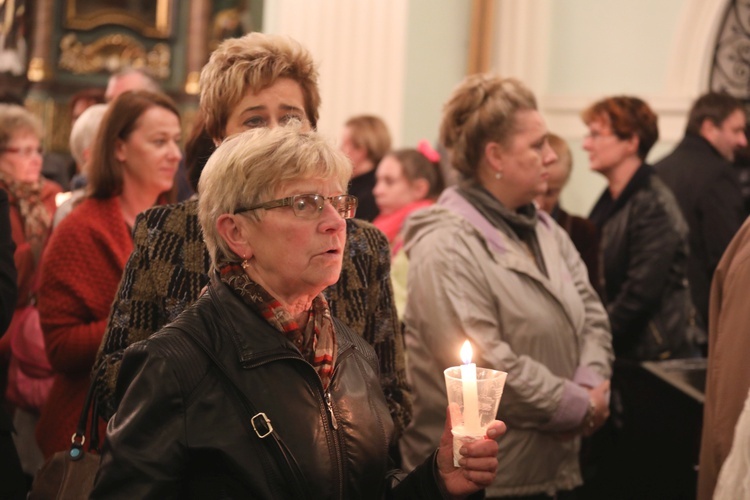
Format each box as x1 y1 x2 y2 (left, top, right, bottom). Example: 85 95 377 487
243 347 354 499
325 347 355 499
324 391 339 429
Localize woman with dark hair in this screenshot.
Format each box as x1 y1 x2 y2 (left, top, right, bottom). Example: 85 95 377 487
373 142 446 318
35 90 181 458
373 142 445 254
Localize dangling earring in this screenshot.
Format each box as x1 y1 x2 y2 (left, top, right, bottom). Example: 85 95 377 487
495 172 503 180
241 258 249 270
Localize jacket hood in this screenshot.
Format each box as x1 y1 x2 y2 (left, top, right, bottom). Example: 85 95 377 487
402 186 554 257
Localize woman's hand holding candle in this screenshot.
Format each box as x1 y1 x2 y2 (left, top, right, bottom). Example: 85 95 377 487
436 405 506 498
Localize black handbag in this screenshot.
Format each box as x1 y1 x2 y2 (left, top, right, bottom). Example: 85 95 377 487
28 372 102 500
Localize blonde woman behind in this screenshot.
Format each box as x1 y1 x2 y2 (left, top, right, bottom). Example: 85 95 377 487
340 114 392 221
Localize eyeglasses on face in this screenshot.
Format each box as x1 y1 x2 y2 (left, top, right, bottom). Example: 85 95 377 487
584 129 615 141
2 146 44 158
234 193 358 220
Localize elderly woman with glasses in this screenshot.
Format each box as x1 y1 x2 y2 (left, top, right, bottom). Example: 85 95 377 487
0 105 60 340
0 104 61 479
93 34 412 446
92 125 506 499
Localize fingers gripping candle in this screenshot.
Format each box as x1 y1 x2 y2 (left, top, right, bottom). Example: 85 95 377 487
446 342 507 467
460 340 481 434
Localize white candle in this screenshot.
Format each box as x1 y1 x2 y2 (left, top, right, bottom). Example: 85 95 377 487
460 340 481 434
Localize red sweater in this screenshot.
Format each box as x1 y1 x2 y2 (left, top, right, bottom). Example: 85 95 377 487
0 180 60 361
36 196 133 458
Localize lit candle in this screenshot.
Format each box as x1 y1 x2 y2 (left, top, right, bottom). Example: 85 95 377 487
460 340 481 434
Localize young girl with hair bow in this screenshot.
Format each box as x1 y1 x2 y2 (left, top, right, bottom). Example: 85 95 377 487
373 140 445 255
372 140 445 318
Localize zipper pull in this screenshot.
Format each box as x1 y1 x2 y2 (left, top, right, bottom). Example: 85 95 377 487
324 391 339 430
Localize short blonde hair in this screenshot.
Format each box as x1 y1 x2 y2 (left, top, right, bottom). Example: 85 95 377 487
198 123 353 269
344 115 391 165
439 75 537 179
0 104 43 151
547 133 573 178
199 33 321 143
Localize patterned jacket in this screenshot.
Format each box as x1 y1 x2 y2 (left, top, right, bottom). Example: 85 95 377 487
93 198 412 435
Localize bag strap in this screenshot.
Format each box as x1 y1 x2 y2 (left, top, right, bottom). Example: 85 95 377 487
178 326 310 500
70 367 104 460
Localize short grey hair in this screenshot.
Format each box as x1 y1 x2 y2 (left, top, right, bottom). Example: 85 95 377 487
0 104 43 151
69 103 108 169
198 123 353 269
109 68 161 94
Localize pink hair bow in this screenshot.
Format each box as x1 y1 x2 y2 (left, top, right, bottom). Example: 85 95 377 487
417 139 441 163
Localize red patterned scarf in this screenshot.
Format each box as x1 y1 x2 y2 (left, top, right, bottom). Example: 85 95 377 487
219 262 337 389
0 172 52 265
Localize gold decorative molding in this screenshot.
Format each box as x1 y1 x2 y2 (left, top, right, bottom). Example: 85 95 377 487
58 33 171 79
65 0 173 39
27 57 48 82
467 0 495 75
184 71 200 95
24 97 69 153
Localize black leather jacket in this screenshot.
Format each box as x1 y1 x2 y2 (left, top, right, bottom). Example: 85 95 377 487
92 274 445 499
590 164 697 361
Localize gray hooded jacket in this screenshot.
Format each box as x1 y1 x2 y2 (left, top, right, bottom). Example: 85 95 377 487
399 187 613 497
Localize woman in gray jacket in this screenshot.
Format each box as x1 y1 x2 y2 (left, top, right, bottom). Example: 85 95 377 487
399 75 613 498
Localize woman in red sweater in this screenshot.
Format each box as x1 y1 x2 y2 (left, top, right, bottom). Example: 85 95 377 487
35 91 182 458
0 104 61 483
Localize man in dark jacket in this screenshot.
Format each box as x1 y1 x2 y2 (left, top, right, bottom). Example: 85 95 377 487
654 92 747 329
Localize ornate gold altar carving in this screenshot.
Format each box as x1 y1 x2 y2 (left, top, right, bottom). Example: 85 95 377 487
58 33 170 79
65 0 173 39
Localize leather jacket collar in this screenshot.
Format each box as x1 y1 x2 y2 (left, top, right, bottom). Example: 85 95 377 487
589 163 654 228
205 272 355 366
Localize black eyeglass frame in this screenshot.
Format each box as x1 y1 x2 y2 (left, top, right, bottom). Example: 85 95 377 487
234 193 358 219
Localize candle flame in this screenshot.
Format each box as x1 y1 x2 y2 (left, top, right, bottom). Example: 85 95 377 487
460 340 473 365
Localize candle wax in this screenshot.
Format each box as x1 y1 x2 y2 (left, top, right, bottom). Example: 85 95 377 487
460 362 481 434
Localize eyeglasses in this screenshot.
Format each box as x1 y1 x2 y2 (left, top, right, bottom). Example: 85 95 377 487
235 193 358 220
2 146 44 157
584 130 614 141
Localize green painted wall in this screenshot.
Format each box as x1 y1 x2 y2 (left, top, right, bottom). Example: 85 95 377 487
401 0 470 148
547 0 687 95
